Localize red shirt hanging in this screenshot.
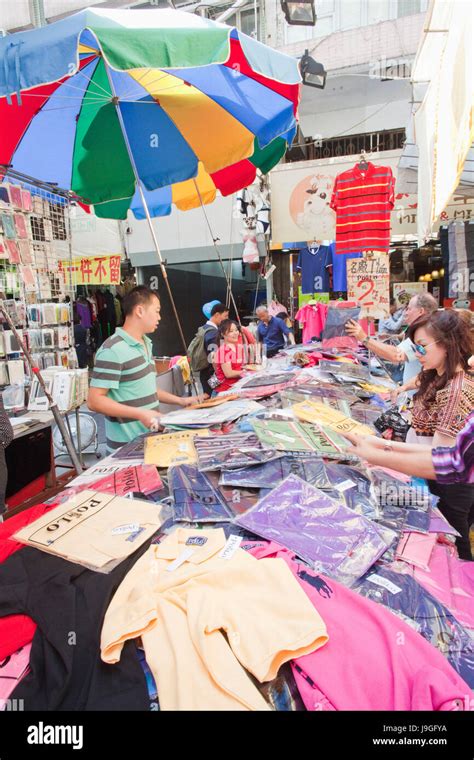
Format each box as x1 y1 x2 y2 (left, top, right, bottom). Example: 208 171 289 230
330 163 395 255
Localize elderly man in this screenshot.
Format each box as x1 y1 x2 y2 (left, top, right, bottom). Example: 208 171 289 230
256 305 295 358
346 292 438 395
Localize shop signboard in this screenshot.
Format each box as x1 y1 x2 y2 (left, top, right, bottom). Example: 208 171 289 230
347 255 390 319
59 255 122 285
392 282 427 307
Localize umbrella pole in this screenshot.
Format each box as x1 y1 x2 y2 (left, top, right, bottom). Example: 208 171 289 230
105 68 192 367
193 180 243 326
0 303 83 475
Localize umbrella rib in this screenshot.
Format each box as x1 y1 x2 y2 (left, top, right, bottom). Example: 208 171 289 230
20 92 109 102
72 65 113 99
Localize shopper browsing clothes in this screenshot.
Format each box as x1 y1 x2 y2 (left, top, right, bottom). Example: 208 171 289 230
256 305 295 358
406 310 474 559
343 409 474 485
88 286 205 452
346 292 438 395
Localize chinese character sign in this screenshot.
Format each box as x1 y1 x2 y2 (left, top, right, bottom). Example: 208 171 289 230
347 255 390 319
59 256 122 285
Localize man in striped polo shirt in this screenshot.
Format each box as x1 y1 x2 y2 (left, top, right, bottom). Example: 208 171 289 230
88 286 203 452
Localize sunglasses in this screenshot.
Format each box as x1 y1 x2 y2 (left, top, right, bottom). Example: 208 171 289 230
414 340 439 356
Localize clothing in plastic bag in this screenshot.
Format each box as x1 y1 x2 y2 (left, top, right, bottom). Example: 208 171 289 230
235 475 390 586
204 472 263 516
194 433 281 471
353 567 474 687
168 465 236 522
428 506 461 536
254 662 306 711
371 469 432 510
395 531 438 571
321 304 361 351
323 462 380 519
219 456 330 491
404 509 431 534
241 373 297 388
373 505 408 564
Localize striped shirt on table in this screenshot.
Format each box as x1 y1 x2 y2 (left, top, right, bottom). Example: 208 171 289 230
90 327 158 452
432 412 474 484
330 162 395 255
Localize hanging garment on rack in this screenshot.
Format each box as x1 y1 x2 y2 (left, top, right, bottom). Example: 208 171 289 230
296 244 332 293
295 303 328 343
465 221 474 286
439 226 450 298
448 223 460 298
75 301 92 329
329 250 362 291
330 163 395 255
87 295 98 321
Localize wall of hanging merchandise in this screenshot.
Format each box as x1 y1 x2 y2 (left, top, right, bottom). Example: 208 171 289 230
27 367 89 413
0 177 78 394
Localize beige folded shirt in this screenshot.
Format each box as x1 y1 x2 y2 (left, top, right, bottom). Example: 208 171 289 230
13 490 165 570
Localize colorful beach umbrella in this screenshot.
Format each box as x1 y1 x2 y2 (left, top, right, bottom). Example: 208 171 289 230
0 7 301 220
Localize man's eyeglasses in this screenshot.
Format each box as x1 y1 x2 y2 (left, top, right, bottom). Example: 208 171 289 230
414 340 438 356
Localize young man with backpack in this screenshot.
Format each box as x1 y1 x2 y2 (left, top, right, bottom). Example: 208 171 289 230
188 303 229 395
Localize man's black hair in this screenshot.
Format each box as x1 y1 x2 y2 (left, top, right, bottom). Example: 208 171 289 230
122 286 160 318
210 302 229 317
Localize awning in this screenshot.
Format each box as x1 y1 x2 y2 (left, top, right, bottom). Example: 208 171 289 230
398 0 474 242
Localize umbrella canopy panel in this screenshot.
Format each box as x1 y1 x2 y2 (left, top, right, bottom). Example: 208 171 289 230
0 8 301 219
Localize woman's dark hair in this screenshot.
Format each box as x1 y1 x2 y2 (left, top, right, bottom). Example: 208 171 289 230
408 309 474 405
217 319 240 344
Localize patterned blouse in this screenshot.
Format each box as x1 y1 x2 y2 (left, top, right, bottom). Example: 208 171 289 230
432 411 474 484
411 371 474 439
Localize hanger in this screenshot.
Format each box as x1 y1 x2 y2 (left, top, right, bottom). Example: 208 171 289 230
358 150 369 171
307 238 320 250
307 299 318 306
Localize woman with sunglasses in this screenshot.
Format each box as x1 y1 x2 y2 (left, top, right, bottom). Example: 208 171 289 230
405 310 474 559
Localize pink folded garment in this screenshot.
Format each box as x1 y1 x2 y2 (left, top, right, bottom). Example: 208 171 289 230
395 531 437 572
0 644 31 707
412 543 474 630
48 465 163 506
242 540 472 711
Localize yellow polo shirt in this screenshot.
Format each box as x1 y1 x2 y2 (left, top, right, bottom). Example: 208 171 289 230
101 528 328 710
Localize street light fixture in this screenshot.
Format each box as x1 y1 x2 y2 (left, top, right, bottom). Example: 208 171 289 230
280 0 316 25
300 49 327 89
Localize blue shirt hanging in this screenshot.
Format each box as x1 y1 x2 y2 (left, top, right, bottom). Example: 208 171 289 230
330 250 362 292
296 244 332 293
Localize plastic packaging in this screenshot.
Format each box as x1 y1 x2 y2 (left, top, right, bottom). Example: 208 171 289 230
219 456 330 491
353 567 474 687
371 469 432 510
235 475 390 587
323 463 380 519
194 433 281 471
169 464 236 522
321 304 361 351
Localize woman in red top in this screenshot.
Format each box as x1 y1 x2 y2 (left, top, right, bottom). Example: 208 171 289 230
213 320 245 393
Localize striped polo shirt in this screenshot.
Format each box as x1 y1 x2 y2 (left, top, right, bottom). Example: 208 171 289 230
90 327 159 452
330 162 395 255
